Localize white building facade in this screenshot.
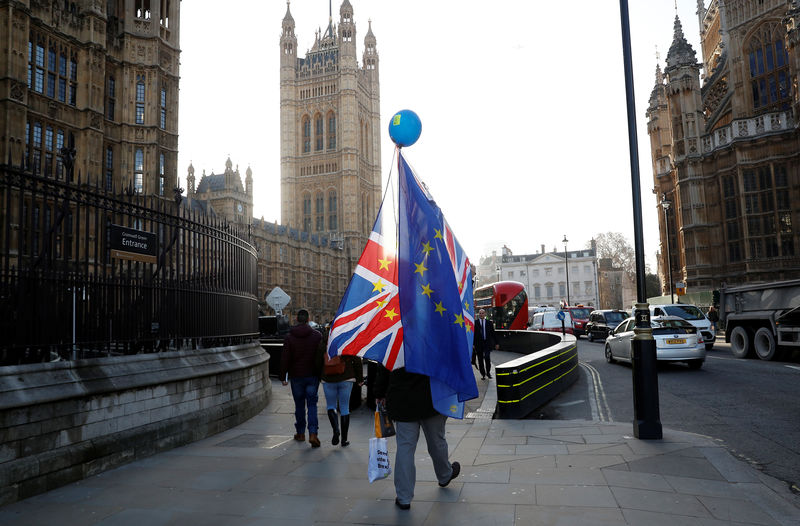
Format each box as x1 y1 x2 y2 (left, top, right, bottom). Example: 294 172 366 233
500 247 598 308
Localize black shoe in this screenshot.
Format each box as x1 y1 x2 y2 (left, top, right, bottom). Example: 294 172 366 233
394 498 410 510
487 374 492 379
439 461 460 487
481 376 485 380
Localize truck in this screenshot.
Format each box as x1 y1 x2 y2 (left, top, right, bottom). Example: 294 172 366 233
719 279 800 360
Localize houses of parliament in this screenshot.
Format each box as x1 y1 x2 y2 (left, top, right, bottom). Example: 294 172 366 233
1 0 380 323
187 0 381 322
649 0 800 293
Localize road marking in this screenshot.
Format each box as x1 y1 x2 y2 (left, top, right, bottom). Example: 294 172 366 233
786 365 800 372
580 362 612 422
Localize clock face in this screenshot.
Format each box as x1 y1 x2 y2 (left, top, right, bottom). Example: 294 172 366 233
237 204 243 213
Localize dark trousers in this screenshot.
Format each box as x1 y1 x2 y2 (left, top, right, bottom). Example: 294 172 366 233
476 348 492 377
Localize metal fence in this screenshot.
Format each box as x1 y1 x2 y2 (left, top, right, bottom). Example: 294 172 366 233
0 156 258 365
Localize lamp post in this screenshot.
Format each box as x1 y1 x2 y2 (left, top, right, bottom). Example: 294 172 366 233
618 0 662 440
661 195 674 303
562 235 570 307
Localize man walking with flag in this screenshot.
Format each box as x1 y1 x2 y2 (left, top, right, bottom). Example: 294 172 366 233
374 366 460 510
326 143 477 509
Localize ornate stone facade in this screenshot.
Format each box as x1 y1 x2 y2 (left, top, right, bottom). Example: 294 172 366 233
647 1 800 292
0 0 180 197
280 0 382 259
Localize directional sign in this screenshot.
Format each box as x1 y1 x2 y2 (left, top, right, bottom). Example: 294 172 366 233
266 287 291 314
556 311 565 321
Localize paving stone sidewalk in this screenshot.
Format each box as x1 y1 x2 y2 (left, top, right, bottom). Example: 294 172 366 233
1 374 799 526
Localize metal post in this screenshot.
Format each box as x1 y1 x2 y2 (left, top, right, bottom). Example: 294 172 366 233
563 235 570 306
662 197 674 303
619 0 662 440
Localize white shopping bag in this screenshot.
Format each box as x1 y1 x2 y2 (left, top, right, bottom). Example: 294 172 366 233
368 437 391 483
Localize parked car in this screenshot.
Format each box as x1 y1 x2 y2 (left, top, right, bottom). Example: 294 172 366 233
650 304 715 350
604 316 706 369
585 310 627 342
563 305 593 338
529 310 574 335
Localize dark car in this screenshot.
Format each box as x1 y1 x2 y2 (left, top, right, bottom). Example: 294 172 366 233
585 310 628 342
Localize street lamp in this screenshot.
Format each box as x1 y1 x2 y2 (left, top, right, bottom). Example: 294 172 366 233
562 235 570 307
618 0 662 440
661 194 674 303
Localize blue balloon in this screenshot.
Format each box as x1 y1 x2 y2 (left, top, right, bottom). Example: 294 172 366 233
388 109 422 147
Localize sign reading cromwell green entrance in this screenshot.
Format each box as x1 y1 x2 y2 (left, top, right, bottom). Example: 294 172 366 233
109 224 158 264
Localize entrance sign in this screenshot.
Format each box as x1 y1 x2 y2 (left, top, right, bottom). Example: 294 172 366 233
109 224 157 264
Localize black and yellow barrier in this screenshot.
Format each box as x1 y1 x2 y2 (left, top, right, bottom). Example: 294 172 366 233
494 331 579 419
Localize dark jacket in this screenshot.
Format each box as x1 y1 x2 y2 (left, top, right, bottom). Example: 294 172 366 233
280 323 323 380
374 366 437 422
321 355 364 384
473 317 496 351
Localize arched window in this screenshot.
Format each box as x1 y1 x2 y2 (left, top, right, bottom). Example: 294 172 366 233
135 76 145 124
302 192 312 232
315 113 324 151
134 149 144 194
327 111 336 150
328 190 337 231
747 24 790 111
302 116 311 153
315 191 324 231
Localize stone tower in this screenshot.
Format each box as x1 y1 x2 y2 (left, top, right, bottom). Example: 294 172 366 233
279 1 382 260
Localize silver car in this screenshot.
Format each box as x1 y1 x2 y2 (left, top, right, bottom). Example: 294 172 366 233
604 316 706 369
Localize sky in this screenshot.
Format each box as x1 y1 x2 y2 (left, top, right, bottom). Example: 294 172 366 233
178 1 705 270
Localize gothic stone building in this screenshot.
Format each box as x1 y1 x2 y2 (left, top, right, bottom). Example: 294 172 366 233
1 0 179 197
186 157 350 323
648 1 800 293
280 0 381 259
188 1 380 322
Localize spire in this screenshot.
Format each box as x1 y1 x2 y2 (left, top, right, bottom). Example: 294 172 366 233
665 16 698 73
283 1 294 24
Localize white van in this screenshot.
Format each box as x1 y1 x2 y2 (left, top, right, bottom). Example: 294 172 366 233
649 304 715 350
529 310 574 335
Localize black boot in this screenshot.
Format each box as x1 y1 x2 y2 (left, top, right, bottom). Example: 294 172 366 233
328 409 340 445
340 414 350 447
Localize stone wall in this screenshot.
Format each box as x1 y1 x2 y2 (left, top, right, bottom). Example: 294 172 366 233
0 343 270 505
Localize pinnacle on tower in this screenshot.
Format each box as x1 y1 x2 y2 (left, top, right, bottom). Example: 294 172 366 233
665 16 699 73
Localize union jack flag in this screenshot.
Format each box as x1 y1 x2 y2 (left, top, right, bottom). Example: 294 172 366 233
326 204 405 369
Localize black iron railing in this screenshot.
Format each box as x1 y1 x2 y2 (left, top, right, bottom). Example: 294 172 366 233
0 158 258 365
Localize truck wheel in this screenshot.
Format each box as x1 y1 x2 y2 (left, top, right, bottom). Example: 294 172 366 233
730 326 752 358
753 327 777 361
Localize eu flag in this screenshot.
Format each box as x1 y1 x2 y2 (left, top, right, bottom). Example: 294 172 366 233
398 152 478 417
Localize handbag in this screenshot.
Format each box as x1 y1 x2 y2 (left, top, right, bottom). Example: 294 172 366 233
368 437 391 483
324 353 346 375
374 400 396 438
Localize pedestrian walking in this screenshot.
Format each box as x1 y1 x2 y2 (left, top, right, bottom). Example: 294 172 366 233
280 309 323 448
321 353 364 447
473 309 499 379
374 366 460 510
707 305 719 332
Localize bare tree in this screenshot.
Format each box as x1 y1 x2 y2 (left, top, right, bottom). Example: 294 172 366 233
590 232 636 281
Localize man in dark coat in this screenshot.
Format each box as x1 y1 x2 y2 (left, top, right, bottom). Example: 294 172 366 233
281 309 323 447
473 308 498 379
374 367 460 510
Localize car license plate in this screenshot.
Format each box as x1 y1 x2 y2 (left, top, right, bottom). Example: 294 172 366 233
665 338 686 344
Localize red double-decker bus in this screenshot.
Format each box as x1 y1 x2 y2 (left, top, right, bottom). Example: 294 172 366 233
473 281 529 330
